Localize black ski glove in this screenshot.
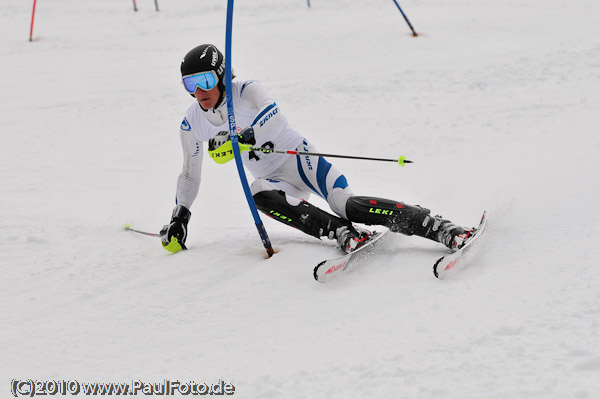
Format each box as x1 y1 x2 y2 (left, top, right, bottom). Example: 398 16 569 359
238 126 256 145
208 131 230 151
159 205 191 253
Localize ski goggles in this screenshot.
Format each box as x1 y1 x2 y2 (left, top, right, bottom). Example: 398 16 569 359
182 71 219 93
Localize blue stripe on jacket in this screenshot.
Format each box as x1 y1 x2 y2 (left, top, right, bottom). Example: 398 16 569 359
251 102 277 126
316 157 333 200
296 155 320 197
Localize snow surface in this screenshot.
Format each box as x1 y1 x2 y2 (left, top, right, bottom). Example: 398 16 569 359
2 0 599 398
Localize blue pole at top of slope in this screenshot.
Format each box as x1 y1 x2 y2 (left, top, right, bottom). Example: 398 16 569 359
224 0 275 258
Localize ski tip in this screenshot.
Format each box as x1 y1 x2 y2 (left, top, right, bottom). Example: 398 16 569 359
433 256 443 279
475 211 488 233
313 260 326 282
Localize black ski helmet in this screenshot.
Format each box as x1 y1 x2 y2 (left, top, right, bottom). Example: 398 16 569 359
181 44 226 107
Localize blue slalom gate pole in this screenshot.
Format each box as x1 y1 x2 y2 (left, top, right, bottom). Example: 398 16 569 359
225 0 275 258
391 0 418 36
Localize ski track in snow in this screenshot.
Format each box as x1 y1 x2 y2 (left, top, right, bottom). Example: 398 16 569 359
1 0 599 398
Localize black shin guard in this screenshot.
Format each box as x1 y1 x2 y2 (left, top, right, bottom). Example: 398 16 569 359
345 196 450 241
253 190 351 239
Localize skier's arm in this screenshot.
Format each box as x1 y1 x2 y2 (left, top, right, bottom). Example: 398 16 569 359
240 81 284 139
176 128 203 209
159 127 202 253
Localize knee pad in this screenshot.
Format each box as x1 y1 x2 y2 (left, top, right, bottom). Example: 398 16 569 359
345 196 433 236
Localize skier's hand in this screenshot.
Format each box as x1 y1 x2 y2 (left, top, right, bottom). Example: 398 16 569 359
208 127 255 149
208 128 255 164
208 131 230 151
238 126 256 145
159 205 191 253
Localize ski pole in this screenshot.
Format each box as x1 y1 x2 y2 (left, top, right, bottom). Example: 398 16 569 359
240 144 413 166
391 0 418 37
154 0 159 11
132 0 138 12
122 224 159 237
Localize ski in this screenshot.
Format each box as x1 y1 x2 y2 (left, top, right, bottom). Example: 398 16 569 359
313 230 390 282
433 211 488 279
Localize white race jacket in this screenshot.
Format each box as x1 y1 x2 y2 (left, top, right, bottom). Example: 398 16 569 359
175 80 304 209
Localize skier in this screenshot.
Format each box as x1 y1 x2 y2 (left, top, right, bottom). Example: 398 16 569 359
159 44 474 254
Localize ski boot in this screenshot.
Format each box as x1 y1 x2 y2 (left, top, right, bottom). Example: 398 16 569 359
336 225 372 254
434 216 475 251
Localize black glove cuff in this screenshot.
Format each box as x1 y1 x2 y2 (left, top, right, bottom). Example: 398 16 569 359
171 205 191 224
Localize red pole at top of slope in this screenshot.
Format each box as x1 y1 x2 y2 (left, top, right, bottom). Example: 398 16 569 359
29 0 38 41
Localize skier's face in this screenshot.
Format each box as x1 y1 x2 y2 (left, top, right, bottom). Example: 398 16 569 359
194 86 220 109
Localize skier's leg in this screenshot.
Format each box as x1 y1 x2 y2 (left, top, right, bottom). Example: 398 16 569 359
345 196 470 250
275 139 354 218
251 176 371 253
251 179 351 240
258 139 470 250
252 140 373 252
